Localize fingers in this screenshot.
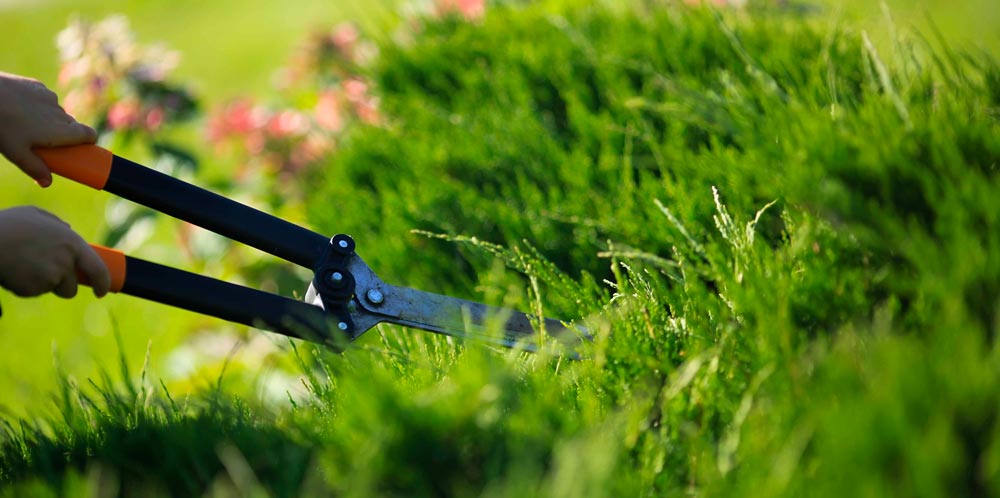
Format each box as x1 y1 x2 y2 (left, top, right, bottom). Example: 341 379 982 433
0 204 114 301
29 206 71 226
30 79 59 104
37 121 98 147
36 236 109 299
4 148 53 187
74 240 112 297
0 72 98 185
53 272 79 299
2 120 97 188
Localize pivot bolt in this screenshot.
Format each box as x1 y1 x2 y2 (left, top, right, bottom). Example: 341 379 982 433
330 234 355 254
366 289 384 305
329 271 344 284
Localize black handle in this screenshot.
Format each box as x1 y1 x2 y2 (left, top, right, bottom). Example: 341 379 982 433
106 155 330 269
121 255 340 344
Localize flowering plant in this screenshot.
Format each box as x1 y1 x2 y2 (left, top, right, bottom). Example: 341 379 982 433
205 22 380 188
57 16 200 252
57 15 197 137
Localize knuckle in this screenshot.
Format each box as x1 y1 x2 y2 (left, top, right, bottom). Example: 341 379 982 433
11 285 36 297
45 272 62 289
37 83 56 99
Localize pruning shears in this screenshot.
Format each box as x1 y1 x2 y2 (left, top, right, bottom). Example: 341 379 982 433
29 145 587 353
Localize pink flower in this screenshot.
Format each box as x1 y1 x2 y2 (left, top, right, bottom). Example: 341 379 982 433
343 78 368 102
331 22 359 57
354 97 380 124
315 90 344 132
436 0 485 20
244 131 266 155
58 61 82 86
145 106 165 131
107 99 141 130
62 91 84 117
225 100 258 133
207 99 260 141
288 133 333 172
266 110 308 138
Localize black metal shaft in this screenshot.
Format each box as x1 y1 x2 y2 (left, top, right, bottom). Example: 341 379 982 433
106 155 329 269
122 257 335 342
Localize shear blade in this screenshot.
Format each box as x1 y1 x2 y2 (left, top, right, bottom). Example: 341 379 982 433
367 284 582 350
306 253 589 353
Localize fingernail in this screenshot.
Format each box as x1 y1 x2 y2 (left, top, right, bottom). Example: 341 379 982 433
37 176 52 188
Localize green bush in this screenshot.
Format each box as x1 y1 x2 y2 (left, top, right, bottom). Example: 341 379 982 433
3 2 998 496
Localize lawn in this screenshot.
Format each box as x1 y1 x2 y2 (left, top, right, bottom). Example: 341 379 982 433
0 0 998 496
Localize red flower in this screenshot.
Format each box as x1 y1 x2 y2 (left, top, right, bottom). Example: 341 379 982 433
145 106 165 131
107 99 141 130
207 99 260 141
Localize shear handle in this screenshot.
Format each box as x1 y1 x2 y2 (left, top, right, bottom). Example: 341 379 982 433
35 145 329 269
81 244 341 345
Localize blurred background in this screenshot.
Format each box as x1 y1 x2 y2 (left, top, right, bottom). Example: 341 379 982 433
0 0 996 419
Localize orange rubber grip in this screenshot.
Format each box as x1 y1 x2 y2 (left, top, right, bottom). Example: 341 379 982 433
34 145 114 190
79 245 127 293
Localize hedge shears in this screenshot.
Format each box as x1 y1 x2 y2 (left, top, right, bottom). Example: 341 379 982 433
28 145 587 354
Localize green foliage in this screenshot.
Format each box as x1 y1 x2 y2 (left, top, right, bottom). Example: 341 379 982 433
0 345 314 497
2 2 999 496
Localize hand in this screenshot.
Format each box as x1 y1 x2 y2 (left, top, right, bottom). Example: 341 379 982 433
0 206 111 298
0 72 97 187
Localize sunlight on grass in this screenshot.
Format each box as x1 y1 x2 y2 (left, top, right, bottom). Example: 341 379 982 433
0 0 997 495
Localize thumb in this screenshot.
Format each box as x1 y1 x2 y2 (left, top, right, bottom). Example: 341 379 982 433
42 122 99 147
75 241 112 297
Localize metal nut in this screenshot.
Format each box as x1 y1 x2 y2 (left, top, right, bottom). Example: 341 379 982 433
366 289 384 305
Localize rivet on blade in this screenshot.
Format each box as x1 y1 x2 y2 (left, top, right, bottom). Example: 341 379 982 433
366 289 384 305
338 322 348 331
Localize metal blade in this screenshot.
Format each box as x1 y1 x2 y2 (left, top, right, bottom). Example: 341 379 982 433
304 252 589 352
370 284 581 349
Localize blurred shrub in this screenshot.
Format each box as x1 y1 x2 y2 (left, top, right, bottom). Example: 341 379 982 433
4 1 997 497
301 1 999 495
307 3 879 319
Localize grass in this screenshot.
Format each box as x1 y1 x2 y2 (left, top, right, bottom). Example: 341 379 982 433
1 0 999 496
